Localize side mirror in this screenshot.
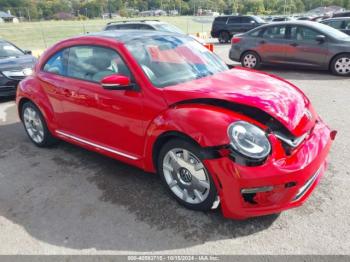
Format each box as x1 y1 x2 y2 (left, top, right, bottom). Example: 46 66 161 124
101 74 134 90
315 35 326 43
24 50 32 55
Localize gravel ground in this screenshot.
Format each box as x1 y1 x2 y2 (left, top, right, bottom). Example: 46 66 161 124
0 44 349 255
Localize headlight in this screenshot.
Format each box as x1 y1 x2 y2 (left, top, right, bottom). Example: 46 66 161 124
2 68 33 78
227 121 271 160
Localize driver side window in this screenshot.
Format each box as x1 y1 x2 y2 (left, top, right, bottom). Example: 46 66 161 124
66 45 131 83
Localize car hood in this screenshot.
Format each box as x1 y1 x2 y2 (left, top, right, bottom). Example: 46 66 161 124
162 68 315 137
0 55 36 71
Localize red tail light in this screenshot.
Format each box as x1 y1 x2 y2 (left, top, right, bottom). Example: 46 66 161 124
231 37 241 44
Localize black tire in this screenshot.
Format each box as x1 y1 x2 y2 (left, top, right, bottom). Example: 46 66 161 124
21 101 58 147
241 51 261 69
157 139 218 211
330 54 350 76
218 31 230 44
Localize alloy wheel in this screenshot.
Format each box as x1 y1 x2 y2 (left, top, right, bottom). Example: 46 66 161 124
162 148 210 204
23 107 44 144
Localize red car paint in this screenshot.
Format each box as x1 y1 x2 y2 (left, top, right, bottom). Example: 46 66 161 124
16 34 335 219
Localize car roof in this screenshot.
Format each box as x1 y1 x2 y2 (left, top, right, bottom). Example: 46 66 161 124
106 20 165 26
88 30 189 44
257 20 321 27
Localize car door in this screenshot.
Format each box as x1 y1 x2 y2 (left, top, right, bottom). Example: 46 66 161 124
38 48 81 131
255 25 288 63
60 45 145 159
284 25 328 67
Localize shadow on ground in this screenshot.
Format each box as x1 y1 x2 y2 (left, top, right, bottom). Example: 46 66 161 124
0 105 279 251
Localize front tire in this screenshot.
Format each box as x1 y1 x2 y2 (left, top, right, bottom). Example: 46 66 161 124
330 54 350 76
158 139 218 211
241 51 261 69
21 101 57 147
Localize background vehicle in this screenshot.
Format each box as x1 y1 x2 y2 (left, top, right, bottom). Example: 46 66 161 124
321 17 350 35
104 20 184 34
0 39 36 97
270 17 293 22
332 11 350 18
210 15 266 43
229 21 350 76
16 31 335 220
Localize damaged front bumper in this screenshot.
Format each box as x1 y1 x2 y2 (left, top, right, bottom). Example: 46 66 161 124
204 119 336 220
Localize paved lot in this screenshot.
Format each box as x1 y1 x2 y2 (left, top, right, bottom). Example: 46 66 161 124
0 44 349 255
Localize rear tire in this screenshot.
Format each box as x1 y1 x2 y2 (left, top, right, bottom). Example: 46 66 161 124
158 139 218 211
218 31 230 44
330 54 350 76
241 51 261 69
21 101 58 147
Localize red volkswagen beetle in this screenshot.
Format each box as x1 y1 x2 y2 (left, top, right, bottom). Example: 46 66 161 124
16 31 336 219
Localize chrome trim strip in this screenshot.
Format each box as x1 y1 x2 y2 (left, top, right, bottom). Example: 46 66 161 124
56 130 139 160
293 166 322 202
241 186 273 194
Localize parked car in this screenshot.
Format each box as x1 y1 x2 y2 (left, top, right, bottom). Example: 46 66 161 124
0 39 36 97
210 15 266 43
332 11 350 18
104 20 184 34
320 17 350 35
16 30 336 220
229 21 350 76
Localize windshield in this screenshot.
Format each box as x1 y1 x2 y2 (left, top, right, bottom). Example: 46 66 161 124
125 35 229 88
152 23 184 34
0 42 23 58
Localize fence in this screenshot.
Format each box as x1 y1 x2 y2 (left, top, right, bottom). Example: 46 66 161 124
0 16 214 54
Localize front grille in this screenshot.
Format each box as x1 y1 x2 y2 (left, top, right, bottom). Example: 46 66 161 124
6 75 25 81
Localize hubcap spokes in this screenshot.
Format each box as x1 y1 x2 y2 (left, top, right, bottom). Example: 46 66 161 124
163 148 210 204
23 107 44 143
335 57 350 74
243 54 257 68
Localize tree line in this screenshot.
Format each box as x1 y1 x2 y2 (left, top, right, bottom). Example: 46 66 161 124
0 0 349 20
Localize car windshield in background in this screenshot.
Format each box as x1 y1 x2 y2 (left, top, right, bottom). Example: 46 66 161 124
126 36 229 88
317 22 350 38
0 42 23 58
152 23 184 34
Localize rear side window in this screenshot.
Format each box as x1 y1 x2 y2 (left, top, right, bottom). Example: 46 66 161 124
228 17 241 24
43 49 69 75
249 29 262 37
263 26 286 39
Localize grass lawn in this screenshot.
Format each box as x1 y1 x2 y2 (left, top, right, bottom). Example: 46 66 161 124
0 16 213 53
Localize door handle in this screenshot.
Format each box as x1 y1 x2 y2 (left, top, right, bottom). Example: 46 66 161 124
290 43 298 47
